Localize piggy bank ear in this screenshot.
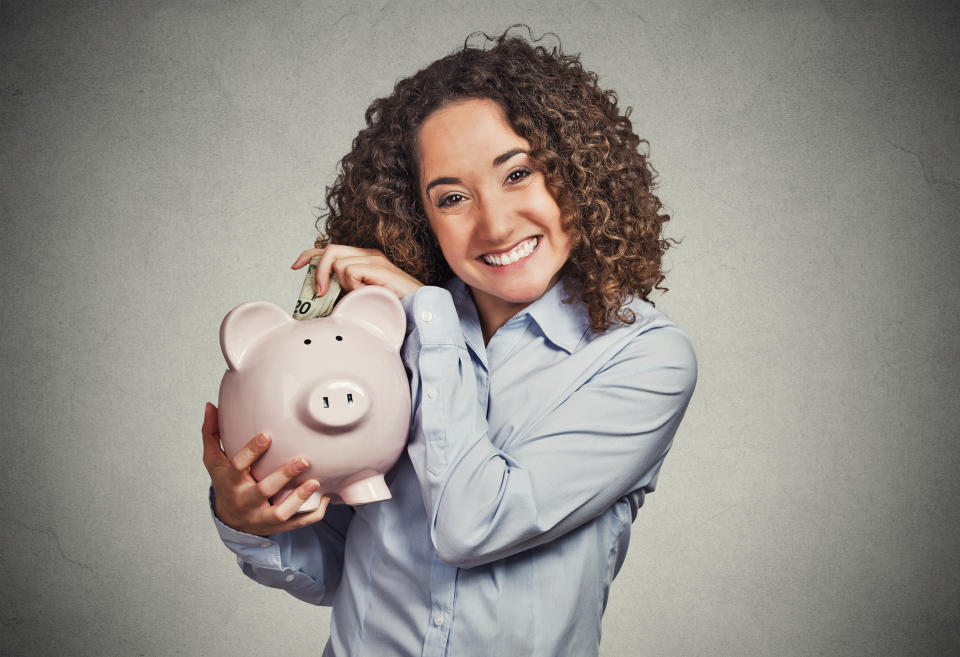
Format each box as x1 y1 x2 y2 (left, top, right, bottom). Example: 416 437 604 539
220 301 293 371
331 286 406 350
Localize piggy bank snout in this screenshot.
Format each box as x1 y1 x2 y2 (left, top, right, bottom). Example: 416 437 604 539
304 378 371 430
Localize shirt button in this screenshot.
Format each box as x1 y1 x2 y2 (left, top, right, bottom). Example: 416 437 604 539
285 574 295 582
420 310 433 322
433 612 446 626
426 386 438 400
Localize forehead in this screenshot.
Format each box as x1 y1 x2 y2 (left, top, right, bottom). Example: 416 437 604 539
417 98 530 181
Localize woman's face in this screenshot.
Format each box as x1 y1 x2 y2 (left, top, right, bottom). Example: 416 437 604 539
417 98 571 322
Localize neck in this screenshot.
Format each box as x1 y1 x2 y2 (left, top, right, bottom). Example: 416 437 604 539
470 288 530 345
468 276 564 345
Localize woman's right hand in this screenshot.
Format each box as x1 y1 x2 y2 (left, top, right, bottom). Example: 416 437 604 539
291 244 423 300
201 402 331 537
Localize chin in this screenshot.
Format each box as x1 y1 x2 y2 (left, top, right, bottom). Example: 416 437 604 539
481 279 554 304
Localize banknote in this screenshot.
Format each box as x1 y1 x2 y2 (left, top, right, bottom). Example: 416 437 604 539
293 256 341 320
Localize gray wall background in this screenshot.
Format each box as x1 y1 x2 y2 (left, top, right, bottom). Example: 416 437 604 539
2 1 958 655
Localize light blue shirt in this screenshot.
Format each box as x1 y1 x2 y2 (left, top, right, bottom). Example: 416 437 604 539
212 277 697 657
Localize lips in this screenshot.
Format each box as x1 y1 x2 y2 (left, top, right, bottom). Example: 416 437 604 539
479 236 540 266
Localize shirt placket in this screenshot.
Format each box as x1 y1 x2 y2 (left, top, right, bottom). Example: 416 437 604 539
421 555 458 656
485 316 528 371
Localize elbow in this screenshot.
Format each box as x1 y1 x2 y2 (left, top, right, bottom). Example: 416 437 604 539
432 518 520 568
677 332 698 395
431 515 544 569
432 530 487 568
430 471 544 568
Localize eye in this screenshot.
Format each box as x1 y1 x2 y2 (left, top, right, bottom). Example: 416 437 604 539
303 339 311 345
437 193 465 208
507 167 532 183
335 335 343 341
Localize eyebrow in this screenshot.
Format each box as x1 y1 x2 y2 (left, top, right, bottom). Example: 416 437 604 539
424 148 529 195
493 148 528 167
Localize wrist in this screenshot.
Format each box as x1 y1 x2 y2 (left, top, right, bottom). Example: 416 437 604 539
398 281 424 299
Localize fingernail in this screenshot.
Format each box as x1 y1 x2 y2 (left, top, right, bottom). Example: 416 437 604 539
294 458 309 472
255 433 269 447
304 481 320 494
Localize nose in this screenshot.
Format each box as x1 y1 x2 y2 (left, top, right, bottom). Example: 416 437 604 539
303 378 371 431
475 198 515 245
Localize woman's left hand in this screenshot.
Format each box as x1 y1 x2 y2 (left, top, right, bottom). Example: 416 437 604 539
291 244 424 300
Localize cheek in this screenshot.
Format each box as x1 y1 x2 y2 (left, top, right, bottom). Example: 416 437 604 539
426 217 465 259
538 197 572 256
528 186 563 226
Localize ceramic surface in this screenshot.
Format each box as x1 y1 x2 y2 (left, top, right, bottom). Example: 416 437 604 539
217 286 410 508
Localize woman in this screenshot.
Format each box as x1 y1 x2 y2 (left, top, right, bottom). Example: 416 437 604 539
202 27 696 657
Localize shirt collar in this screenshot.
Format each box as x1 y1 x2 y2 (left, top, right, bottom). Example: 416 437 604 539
444 277 591 355
524 278 592 353
445 278 487 363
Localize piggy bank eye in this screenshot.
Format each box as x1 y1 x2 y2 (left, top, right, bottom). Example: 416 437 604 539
336 336 343 341
303 339 312 345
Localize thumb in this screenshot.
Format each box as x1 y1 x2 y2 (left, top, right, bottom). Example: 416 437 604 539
201 403 229 473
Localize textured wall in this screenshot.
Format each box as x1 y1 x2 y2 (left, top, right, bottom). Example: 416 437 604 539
1 1 958 655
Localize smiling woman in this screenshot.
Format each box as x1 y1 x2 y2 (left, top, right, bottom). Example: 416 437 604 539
314 26 674 335
417 98 572 341
202 25 697 657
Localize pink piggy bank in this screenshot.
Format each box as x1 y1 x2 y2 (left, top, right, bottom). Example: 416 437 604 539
217 286 410 510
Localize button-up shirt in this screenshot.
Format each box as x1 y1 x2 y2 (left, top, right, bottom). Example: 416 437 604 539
212 277 697 656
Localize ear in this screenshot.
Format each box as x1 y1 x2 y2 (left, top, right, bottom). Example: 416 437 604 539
220 301 293 371
330 286 406 350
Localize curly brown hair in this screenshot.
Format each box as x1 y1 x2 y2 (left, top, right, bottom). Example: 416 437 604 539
316 25 674 332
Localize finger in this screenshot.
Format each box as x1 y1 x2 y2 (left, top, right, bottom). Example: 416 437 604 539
315 245 352 296
229 432 271 472
201 402 229 473
202 401 219 437
336 258 422 299
315 245 382 290
332 257 370 292
271 479 322 523
338 258 394 290
255 456 310 499
291 248 323 270
281 495 331 530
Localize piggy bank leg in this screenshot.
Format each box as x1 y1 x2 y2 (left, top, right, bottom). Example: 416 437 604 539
272 486 324 513
339 474 391 505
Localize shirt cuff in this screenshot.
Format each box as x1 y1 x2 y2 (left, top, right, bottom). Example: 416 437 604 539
401 285 466 349
208 487 282 569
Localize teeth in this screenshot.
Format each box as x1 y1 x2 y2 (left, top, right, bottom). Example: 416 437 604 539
482 237 538 266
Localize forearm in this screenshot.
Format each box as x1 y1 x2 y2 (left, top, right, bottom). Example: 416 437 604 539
401 286 697 568
210 487 352 605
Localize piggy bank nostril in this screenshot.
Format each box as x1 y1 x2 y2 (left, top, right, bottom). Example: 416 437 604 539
319 395 356 409
304 381 370 431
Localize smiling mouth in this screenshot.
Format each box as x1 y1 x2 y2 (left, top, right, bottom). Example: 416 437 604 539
479 236 540 266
